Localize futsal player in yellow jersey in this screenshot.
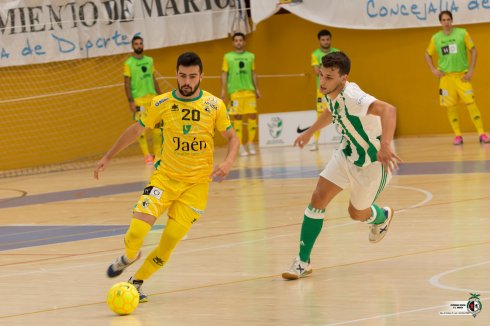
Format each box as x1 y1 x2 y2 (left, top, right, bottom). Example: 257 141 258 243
95 52 239 302
425 11 489 145
124 35 163 164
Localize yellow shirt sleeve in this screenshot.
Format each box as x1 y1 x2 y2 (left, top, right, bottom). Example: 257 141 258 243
426 37 436 56
141 95 165 129
123 62 131 77
464 31 475 50
216 99 232 132
311 52 319 66
221 55 228 72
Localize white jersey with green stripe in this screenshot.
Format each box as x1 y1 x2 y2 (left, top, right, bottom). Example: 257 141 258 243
327 82 381 167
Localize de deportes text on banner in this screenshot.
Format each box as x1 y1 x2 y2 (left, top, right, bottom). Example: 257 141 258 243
0 0 245 67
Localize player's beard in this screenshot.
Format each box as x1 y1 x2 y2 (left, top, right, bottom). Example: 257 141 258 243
324 80 342 95
134 48 143 55
178 81 200 97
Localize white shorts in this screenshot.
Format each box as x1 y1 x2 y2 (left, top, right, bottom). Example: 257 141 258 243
319 149 391 210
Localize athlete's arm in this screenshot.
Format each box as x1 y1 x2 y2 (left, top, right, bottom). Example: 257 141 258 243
463 47 477 82
94 122 146 179
124 76 137 113
252 70 261 99
220 71 228 100
424 52 444 78
211 127 239 182
294 110 333 148
367 100 401 172
153 73 162 94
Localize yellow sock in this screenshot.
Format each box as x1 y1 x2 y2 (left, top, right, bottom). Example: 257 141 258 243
314 130 320 143
152 128 163 160
247 119 257 143
134 218 189 280
125 218 152 260
467 103 485 134
233 120 243 144
137 132 150 156
446 106 461 136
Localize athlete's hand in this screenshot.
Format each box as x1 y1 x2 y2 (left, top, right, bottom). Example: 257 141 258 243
129 102 137 113
462 70 473 82
255 89 261 99
432 68 444 78
94 157 110 180
220 89 227 101
294 132 313 149
377 144 401 173
211 161 233 182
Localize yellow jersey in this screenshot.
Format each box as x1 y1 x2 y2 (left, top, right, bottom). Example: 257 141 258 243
140 89 232 183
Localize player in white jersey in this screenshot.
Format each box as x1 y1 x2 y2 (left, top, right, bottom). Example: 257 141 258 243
282 51 401 280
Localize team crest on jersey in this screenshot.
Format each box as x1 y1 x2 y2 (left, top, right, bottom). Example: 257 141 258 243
171 104 179 111
155 98 169 107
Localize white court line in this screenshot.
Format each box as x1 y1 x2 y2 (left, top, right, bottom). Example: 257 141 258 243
322 297 490 326
429 260 490 294
0 185 432 279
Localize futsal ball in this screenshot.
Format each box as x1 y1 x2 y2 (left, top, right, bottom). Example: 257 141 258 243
106 282 139 315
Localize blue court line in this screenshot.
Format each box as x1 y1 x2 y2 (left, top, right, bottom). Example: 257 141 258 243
0 161 489 210
0 225 164 251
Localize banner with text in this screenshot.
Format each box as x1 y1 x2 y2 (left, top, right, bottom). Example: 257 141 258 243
251 0 490 30
259 110 340 148
0 0 246 67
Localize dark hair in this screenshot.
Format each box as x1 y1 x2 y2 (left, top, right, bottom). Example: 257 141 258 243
438 10 452 21
131 35 143 44
176 52 203 73
317 29 332 39
232 32 245 40
322 51 350 76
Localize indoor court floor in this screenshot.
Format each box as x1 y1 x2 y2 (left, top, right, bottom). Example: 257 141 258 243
1 135 489 325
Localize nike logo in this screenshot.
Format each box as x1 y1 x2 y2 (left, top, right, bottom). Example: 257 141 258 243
297 126 310 133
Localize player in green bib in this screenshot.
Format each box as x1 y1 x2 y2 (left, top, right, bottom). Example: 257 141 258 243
310 30 340 151
124 35 163 164
221 32 261 157
425 11 489 145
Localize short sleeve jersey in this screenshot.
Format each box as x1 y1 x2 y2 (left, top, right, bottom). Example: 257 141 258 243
222 51 256 94
140 90 232 183
426 27 474 73
311 47 340 88
327 82 380 167
124 55 157 99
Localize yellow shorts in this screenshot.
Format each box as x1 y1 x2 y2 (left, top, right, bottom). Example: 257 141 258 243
228 90 257 115
134 171 210 228
133 95 155 121
316 89 328 113
439 73 475 107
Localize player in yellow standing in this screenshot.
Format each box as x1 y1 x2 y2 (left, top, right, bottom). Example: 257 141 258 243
95 52 239 302
124 35 163 164
221 32 261 157
310 29 340 151
425 11 489 145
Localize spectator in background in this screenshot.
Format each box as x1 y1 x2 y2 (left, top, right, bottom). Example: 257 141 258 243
424 11 489 145
310 29 340 151
124 35 163 164
221 32 261 157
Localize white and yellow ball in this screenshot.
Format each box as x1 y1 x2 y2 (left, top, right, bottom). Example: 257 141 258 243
106 282 139 315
